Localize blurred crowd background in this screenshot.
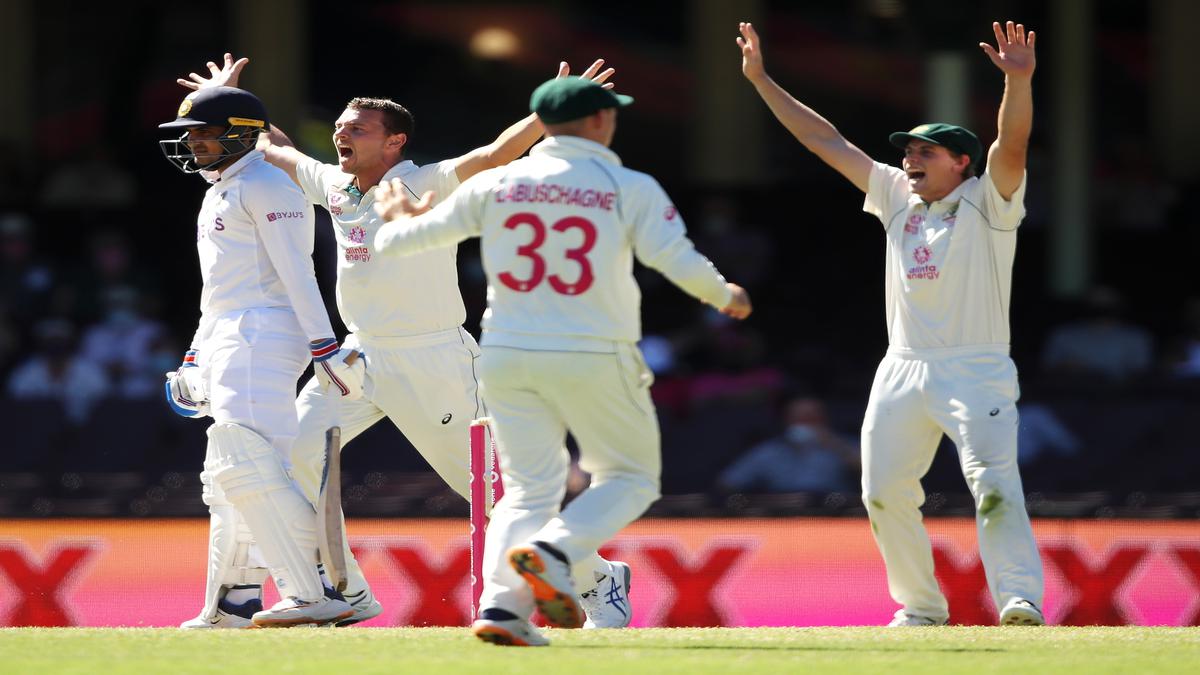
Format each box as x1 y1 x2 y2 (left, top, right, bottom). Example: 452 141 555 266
1 0 1197 520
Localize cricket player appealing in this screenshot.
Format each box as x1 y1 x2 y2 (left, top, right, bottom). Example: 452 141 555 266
373 77 753 646
159 86 364 628
177 55 634 628
738 21 1045 626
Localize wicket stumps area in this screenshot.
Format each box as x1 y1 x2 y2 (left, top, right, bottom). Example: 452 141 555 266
468 417 505 619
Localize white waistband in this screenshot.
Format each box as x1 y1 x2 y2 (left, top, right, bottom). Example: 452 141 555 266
885 343 1010 361
481 330 622 353
354 326 466 347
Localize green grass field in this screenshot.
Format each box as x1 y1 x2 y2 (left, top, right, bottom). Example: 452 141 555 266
1 627 1197 674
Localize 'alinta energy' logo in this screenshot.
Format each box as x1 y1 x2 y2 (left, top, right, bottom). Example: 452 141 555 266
348 226 367 244
913 245 932 265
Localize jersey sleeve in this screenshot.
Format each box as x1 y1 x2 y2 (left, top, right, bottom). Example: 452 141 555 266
374 173 486 256
429 159 463 204
240 176 336 342
293 156 341 207
978 168 1028 231
628 175 732 310
863 161 913 230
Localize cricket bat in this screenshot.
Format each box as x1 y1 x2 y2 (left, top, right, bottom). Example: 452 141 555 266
317 350 359 593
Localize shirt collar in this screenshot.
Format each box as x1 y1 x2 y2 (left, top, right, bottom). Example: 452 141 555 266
530 136 622 167
206 150 261 183
917 176 976 211
340 160 419 198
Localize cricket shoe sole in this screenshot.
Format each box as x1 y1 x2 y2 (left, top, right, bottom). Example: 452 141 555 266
507 543 584 629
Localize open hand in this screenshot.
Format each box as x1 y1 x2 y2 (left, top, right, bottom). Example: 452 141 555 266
373 178 434 222
737 22 766 82
556 58 616 90
980 21 1036 79
177 52 249 91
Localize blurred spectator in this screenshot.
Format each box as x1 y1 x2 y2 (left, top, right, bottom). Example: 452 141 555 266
1094 136 1178 231
7 318 110 423
717 396 859 493
686 311 785 408
0 213 57 325
39 143 137 210
69 229 154 322
0 142 32 208
692 195 772 288
79 286 169 397
1165 298 1200 378
1017 401 1081 465
0 302 17 376
1040 287 1153 381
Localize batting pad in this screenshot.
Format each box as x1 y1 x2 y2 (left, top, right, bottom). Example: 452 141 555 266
197 501 268 620
206 422 324 602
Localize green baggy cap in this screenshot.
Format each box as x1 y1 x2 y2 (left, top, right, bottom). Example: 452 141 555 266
530 77 634 124
889 122 983 170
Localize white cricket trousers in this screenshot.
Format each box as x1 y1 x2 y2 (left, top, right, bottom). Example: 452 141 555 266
202 307 309 455
477 344 661 619
861 346 1044 621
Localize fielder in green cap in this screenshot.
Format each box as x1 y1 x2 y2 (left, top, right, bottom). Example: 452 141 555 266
372 74 752 646
739 19 1046 628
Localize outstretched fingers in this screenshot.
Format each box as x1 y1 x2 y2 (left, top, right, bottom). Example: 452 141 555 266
579 58 605 80
577 59 616 90
992 21 1007 47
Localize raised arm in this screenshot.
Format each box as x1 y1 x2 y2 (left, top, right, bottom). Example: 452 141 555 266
452 59 616 182
255 126 307 185
177 52 312 185
737 22 873 193
979 20 1036 200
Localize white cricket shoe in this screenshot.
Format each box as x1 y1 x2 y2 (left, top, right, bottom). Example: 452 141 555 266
1000 598 1045 626
179 608 255 629
472 617 550 647
581 561 632 628
887 610 949 626
507 542 584 629
335 587 383 627
251 596 354 628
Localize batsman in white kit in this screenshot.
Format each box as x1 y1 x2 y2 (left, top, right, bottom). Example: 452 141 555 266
158 85 365 628
177 54 633 627
738 21 1045 626
373 77 753 646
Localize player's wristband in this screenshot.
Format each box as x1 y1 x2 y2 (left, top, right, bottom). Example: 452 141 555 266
182 350 198 368
310 338 339 363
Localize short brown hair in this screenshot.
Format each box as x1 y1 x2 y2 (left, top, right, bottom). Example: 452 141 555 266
346 97 414 137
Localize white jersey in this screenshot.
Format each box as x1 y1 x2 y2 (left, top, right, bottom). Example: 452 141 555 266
864 161 1027 352
375 135 731 351
295 156 465 337
191 151 333 346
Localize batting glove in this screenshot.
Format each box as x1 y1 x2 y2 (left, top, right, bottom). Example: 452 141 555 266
164 350 210 418
311 338 365 400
